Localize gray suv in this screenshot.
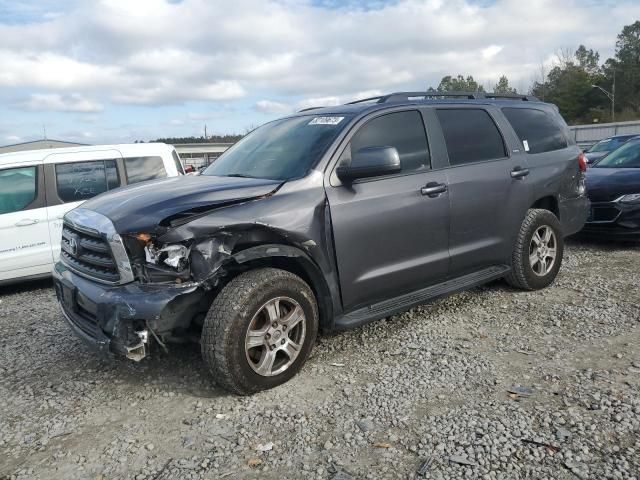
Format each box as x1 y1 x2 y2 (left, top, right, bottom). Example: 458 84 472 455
53 92 589 394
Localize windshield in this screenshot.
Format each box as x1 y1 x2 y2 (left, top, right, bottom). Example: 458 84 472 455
203 115 352 180
594 140 640 168
588 136 634 153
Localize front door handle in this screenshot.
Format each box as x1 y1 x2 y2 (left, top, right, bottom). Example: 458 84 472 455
421 182 447 197
511 167 530 179
15 219 39 227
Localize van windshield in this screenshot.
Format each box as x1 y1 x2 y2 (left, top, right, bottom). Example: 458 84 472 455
202 115 351 181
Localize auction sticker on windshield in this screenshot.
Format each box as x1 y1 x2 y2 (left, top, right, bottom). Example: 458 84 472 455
308 116 344 125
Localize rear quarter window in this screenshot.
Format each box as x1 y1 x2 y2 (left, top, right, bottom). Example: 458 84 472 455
502 108 568 154
124 156 167 184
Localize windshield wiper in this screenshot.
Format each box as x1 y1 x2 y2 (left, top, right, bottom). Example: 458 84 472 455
224 173 258 179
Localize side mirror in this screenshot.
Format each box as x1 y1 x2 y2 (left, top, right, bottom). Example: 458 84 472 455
336 146 401 182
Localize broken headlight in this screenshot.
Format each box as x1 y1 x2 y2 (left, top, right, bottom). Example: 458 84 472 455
126 233 192 283
145 242 190 270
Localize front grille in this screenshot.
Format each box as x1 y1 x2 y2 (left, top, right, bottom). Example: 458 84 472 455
590 206 620 222
61 224 120 283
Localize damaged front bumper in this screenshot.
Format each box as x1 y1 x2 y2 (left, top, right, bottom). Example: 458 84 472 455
53 261 205 360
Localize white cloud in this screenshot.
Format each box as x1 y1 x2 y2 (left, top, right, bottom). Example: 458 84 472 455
482 45 503 60
112 80 245 105
255 99 292 114
20 93 103 112
297 96 341 111
0 0 639 142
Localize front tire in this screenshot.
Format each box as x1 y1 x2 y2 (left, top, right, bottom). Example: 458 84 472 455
506 208 564 290
201 268 318 395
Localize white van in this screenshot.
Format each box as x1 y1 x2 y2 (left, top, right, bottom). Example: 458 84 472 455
0 143 184 284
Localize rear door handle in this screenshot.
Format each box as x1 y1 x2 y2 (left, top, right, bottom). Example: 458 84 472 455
15 219 39 227
510 167 530 179
421 182 447 197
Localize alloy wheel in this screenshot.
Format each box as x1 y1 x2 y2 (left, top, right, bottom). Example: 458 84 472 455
244 296 306 377
529 225 557 276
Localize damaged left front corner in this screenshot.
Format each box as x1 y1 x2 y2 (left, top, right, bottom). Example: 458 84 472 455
125 329 149 362
188 233 239 284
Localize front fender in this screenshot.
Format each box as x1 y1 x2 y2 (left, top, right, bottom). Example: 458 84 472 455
229 243 336 330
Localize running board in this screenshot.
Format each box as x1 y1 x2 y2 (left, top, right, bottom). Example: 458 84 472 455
334 265 510 330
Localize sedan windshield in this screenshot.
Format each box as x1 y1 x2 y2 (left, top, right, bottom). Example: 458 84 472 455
588 136 634 153
594 140 640 168
203 115 352 181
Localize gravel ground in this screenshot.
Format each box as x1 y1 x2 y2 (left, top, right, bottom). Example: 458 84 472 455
1 238 639 480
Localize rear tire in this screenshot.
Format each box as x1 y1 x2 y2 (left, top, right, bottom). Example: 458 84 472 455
201 268 318 395
506 209 564 290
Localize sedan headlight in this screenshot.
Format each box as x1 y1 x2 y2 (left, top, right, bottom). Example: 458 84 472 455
617 193 640 205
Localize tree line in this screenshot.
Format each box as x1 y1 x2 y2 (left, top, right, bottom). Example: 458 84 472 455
427 21 640 125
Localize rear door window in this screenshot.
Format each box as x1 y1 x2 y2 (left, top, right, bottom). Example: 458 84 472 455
0 166 38 214
349 110 430 172
436 109 507 166
502 108 568 154
124 156 167 184
55 160 119 203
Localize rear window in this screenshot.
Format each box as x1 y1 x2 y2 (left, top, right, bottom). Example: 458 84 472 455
502 108 568 154
55 160 119 203
124 156 167 184
436 109 507 166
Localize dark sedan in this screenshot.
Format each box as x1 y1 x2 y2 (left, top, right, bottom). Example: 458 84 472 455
584 134 639 164
583 138 640 237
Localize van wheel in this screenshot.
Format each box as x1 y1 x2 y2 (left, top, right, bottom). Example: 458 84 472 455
201 268 318 395
506 209 564 290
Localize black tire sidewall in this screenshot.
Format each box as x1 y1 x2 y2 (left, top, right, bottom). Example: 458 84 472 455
207 270 318 394
520 212 564 289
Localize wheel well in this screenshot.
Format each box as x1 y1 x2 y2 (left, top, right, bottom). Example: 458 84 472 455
222 254 333 332
531 196 559 219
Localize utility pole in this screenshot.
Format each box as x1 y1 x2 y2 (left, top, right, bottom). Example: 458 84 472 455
591 82 615 123
612 69 616 123
43 124 47 140
204 124 207 140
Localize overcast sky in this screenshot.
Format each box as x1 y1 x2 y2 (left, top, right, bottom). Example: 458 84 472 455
0 0 638 145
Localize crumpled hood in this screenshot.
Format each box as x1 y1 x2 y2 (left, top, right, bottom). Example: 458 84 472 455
79 175 282 232
585 167 640 202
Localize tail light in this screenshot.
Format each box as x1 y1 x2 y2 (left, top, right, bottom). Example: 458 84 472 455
578 153 587 172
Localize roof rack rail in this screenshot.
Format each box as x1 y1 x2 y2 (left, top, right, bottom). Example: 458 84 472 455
298 106 325 112
345 91 538 105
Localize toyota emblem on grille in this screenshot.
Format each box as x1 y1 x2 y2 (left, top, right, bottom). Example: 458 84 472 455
69 236 79 256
